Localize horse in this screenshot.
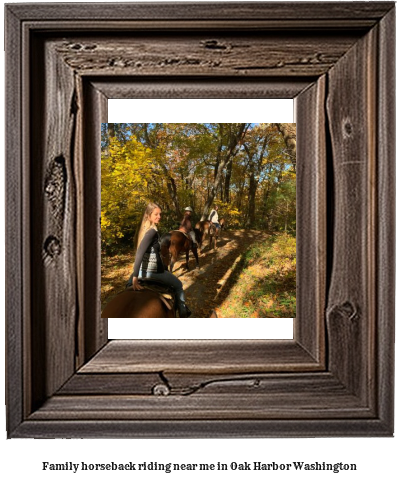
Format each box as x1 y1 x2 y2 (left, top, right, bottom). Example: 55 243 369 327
101 285 219 318
101 286 175 318
208 222 222 250
195 220 221 251
194 220 212 253
160 229 201 272
219 217 226 230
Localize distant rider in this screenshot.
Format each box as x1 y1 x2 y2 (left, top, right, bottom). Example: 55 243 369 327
179 206 198 248
208 204 221 231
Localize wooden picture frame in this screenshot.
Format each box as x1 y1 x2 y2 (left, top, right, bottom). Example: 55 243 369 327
5 2 395 438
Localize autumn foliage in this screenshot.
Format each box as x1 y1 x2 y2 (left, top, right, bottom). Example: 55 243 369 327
101 123 296 253
101 123 296 318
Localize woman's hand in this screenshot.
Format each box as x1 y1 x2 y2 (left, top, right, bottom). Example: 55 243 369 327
132 276 144 291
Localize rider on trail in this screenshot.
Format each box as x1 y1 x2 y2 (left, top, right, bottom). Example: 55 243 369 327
208 204 221 231
179 206 198 248
128 202 192 318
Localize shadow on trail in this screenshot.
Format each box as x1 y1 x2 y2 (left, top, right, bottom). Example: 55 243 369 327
176 230 267 317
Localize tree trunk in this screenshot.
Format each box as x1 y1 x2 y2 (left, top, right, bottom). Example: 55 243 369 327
108 123 115 138
143 123 182 218
201 123 247 220
224 159 233 203
246 164 258 227
274 123 296 166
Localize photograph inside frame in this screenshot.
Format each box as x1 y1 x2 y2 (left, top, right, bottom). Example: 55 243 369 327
101 122 296 326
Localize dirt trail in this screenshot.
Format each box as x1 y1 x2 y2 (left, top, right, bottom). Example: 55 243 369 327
173 229 265 317
101 229 266 317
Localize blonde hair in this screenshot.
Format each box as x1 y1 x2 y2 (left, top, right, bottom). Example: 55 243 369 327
134 202 161 250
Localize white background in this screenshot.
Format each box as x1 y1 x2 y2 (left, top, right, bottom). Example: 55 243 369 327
108 98 295 339
1 1 398 486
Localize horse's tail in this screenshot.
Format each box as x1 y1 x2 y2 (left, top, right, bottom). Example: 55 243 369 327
160 232 172 269
160 232 171 249
191 227 201 250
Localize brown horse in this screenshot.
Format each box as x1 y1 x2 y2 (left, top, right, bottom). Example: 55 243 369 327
195 221 212 253
101 287 175 318
208 222 222 250
102 286 219 318
160 230 201 272
195 220 221 251
219 217 226 230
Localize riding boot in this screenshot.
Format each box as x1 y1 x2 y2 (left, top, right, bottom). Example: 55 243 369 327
177 301 192 318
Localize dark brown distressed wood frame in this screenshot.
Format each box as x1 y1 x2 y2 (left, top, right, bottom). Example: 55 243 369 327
5 2 395 438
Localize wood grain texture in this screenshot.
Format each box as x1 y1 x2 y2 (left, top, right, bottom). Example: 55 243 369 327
13 418 391 439
29 392 372 421
79 340 321 374
30 36 78 408
81 81 108 362
326 27 377 404
92 78 311 100
5 2 395 438
295 76 326 363
60 371 355 397
376 7 395 432
7 2 394 22
53 34 360 78
5 5 24 436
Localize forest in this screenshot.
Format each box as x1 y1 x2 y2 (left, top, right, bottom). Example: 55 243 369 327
101 123 296 318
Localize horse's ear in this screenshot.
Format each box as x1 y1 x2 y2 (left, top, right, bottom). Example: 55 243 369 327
210 310 218 318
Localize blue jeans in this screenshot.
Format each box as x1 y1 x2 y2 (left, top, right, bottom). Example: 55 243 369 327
128 270 186 304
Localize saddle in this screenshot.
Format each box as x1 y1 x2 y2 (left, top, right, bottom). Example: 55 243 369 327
176 229 197 249
127 278 176 311
176 229 191 239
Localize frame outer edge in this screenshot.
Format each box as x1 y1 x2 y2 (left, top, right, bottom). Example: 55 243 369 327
5 6 24 437
5 2 395 21
377 7 395 433
5 2 396 438
11 418 393 439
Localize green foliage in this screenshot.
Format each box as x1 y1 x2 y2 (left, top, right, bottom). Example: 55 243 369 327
218 232 296 318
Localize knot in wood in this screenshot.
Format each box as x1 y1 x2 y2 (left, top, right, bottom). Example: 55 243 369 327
44 180 56 197
201 40 227 50
342 119 353 137
152 383 170 396
328 301 358 322
43 236 61 261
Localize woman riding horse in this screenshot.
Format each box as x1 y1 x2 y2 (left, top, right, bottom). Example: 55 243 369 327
209 204 221 232
127 202 191 318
